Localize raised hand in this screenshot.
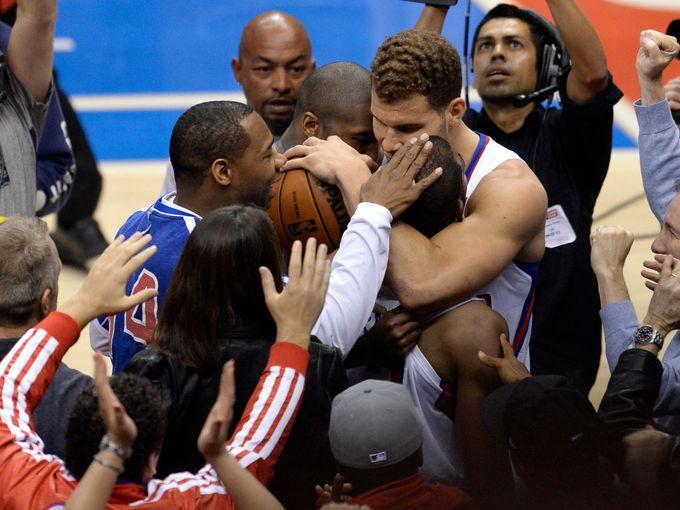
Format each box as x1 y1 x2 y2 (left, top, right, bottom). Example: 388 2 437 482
359 133 442 219
589 226 634 277
260 238 331 348
60 233 158 328
197 361 236 462
636 30 680 83
314 473 353 509
478 333 531 385
94 353 137 449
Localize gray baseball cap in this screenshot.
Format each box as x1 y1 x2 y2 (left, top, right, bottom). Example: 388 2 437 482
329 379 424 469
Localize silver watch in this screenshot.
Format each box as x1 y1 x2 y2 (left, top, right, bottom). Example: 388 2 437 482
634 325 664 349
99 434 133 460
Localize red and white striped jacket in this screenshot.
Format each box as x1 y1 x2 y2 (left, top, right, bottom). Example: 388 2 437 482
0 311 309 509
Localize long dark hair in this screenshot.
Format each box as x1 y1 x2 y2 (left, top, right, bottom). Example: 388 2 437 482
154 205 284 371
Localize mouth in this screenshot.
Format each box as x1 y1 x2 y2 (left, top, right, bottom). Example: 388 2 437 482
264 98 295 115
485 69 510 79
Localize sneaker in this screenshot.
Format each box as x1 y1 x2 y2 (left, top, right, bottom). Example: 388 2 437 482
51 218 109 269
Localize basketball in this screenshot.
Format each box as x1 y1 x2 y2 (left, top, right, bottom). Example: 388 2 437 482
267 169 350 251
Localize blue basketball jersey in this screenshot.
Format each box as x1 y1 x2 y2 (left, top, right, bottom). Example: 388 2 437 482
92 193 200 373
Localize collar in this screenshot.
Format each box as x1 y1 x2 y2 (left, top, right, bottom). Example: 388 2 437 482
476 105 544 138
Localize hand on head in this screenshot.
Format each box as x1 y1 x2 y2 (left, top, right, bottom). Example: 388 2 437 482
197 360 236 462
60 232 158 328
636 30 680 83
360 133 442 219
589 226 635 277
259 237 331 347
478 333 531 385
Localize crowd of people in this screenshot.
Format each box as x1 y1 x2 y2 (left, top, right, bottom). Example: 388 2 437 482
0 0 679 507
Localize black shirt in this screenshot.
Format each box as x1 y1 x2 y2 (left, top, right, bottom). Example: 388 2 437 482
463 79 623 392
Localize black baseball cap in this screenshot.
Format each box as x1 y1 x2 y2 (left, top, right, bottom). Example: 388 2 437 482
483 375 600 461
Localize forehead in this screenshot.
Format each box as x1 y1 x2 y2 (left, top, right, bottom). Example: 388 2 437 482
478 17 534 41
370 89 439 123
241 112 273 151
241 24 311 62
330 101 373 130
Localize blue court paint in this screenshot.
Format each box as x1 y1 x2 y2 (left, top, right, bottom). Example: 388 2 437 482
53 0 634 160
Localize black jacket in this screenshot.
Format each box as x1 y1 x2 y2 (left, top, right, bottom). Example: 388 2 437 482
125 323 347 509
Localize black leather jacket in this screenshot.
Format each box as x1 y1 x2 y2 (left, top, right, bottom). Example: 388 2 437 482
125 323 347 509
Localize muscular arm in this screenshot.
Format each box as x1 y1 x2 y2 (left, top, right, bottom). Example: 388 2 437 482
388 165 546 313
8 0 57 102
425 303 514 508
414 4 449 33
545 0 609 103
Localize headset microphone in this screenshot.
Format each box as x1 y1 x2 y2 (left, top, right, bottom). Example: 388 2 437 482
513 83 560 108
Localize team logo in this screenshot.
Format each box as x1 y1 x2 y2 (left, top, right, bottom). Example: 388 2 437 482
288 220 319 236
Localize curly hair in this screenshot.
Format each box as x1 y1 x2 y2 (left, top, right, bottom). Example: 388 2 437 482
371 29 462 110
64 373 167 481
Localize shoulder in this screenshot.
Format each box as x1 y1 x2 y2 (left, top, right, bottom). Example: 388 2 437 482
124 348 170 379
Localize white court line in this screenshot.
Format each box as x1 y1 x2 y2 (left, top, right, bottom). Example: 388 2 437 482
70 91 246 112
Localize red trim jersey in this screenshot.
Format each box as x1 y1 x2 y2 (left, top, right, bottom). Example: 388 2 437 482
0 312 309 509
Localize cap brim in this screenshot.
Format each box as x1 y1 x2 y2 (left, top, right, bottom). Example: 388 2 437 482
481 382 521 443
400 0 459 6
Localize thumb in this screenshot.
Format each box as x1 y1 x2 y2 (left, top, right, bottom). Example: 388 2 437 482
259 266 277 303
499 333 515 358
478 350 501 367
661 254 674 280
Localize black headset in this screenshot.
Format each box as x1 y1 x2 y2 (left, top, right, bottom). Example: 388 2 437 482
464 4 571 108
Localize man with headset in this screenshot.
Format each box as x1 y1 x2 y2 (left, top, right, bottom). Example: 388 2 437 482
417 1 623 395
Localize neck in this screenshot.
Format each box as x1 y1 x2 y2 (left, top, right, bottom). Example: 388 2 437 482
482 98 535 133
175 188 229 219
447 123 483 170
278 123 300 153
0 320 35 340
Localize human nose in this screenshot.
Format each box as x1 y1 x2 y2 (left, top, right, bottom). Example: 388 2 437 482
380 130 402 157
651 231 666 255
271 68 291 93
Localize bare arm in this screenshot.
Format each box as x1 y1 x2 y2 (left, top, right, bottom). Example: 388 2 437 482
545 0 608 103
388 165 546 313
414 4 449 33
7 0 57 102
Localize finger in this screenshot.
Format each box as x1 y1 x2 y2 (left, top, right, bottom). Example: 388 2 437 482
123 245 158 276
217 360 236 421
655 254 668 264
302 237 318 284
660 253 673 280
288 240 303 281
313 242 329 289
404 139 433 180
641 269 661 282
645 280 658 291
373 304 388 314
385 137 416 174
331 474 345 501
303 136 324 146
478 350 501 367
397 332 420 357
499 333 515 358
386 312 416 327
122 288 159 312
399 135 429 177
395 321 420 339
93 353 118 413
415 167 443 193
643 259 662 271
321 259 331 297
259 266 277 305
283 144 313 160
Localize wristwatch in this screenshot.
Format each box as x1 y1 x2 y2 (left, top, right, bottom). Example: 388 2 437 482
634 325 665 349
99 434 133 460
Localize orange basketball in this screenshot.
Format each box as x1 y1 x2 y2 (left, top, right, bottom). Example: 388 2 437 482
267 169 350 251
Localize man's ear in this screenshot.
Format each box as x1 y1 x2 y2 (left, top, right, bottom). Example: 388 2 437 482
231 57 242 84
302 112 322 138
310 59 317 72
457 198 465 221
39 288 54 319
210 159 232 187
446 98 467 125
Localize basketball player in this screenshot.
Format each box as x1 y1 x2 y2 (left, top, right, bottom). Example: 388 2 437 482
93 101 440 372
276 62 379 164
285 29 547 366
161 11 315 194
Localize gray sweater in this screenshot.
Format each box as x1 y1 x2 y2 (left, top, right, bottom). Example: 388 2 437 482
601 99 680 432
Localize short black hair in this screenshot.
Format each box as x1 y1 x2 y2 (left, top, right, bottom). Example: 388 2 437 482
169 101 254 188
294 62 371 124
401 136 464 238
64 373 167 481
472 4 551 70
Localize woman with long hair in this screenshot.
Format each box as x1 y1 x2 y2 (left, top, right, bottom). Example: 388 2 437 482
125 204 347 509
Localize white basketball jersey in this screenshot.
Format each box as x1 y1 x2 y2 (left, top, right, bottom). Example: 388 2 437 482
462 134 538 367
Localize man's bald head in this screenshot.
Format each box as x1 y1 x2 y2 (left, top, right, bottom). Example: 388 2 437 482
232 11 315 136
239 11 311 58
285 62 378 162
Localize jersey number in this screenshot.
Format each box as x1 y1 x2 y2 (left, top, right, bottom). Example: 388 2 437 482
123 269 159 345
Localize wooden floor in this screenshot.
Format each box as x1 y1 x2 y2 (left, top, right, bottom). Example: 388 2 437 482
55 151 658 406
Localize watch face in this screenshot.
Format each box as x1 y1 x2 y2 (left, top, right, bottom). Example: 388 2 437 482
635 325 662 346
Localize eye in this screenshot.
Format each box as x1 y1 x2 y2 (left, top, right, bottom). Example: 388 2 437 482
289 66 307 75
478 42 492 51
510 40 523 49
254 66 271 74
